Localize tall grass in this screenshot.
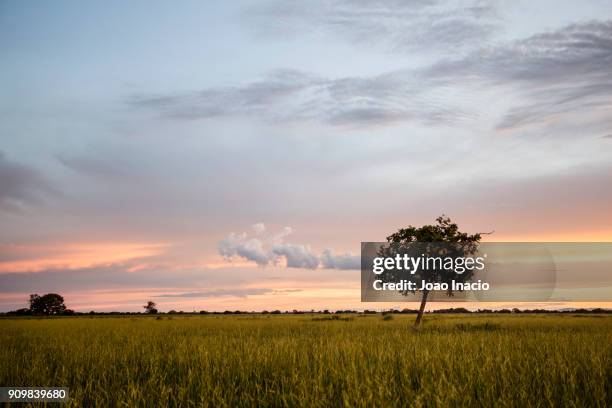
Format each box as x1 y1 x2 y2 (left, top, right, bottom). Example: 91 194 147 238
1 314 610 407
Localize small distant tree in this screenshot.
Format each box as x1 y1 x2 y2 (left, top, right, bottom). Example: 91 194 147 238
29 293 67 315
379 216 484 328
143 301 158 314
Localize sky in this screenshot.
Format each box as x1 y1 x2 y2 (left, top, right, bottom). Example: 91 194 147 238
1 0 611 312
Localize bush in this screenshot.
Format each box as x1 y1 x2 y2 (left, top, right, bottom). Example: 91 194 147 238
6 308 31 316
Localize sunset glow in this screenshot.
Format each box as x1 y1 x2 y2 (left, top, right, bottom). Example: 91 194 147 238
1 1 611 312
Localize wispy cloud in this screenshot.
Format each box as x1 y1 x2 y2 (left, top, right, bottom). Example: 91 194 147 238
155 288 274 298
129 69 323 120
128 69 471 127
243 0 498 53
0 258 292 295
0 151 57 212
427 20 612 132
129 20 612 133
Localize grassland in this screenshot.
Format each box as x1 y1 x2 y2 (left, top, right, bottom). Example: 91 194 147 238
1 314 610 407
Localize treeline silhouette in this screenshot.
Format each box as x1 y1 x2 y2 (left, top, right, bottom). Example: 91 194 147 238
5 307 611 316
5 293 610 316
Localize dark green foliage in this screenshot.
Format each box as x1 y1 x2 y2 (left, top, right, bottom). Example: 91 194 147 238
29 293 66 315
143 301 158 314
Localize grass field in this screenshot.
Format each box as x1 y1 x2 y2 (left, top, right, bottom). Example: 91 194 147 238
1 314 610 407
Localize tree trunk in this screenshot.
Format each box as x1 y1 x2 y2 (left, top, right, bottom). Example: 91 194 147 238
414 290 429 328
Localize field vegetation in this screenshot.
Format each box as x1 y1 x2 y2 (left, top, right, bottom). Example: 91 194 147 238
1 314 610 407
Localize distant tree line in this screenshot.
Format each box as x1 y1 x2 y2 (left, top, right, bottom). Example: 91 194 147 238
5 306 611 316
4 294 610 316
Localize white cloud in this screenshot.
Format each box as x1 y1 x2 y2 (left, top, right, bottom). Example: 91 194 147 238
218 232 269 265
272 243 319 269
252 222 266 235
320 249 361 270
271 226 293 244
218 224 359 270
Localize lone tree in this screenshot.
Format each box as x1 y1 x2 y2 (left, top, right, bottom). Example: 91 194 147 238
379 216 483 328
143 301 158 314
29 293 67 315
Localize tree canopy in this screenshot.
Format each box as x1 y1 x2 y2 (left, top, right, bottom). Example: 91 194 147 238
143 301 158 314
29 293 67 315
378 216 483 327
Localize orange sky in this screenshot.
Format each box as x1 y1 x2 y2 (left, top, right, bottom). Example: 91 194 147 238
1 231 611 312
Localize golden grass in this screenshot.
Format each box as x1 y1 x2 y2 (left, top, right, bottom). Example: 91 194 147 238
1 314 610 407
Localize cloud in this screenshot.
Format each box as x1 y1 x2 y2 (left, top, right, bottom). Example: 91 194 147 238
155 288 273 298
426 20 612 132
252 223 266 235
57 152 136 180
128 69 323 120
0 259 311 311
429 20 612 82
0 151 56 211
271 244 319 269
320 249 361 270
243 0 497 53
271 226 292 244
218 224 359 270
130 20 612 132
218 233 269 266
0 258 291 296
129 69 470 127
0 262 196 293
